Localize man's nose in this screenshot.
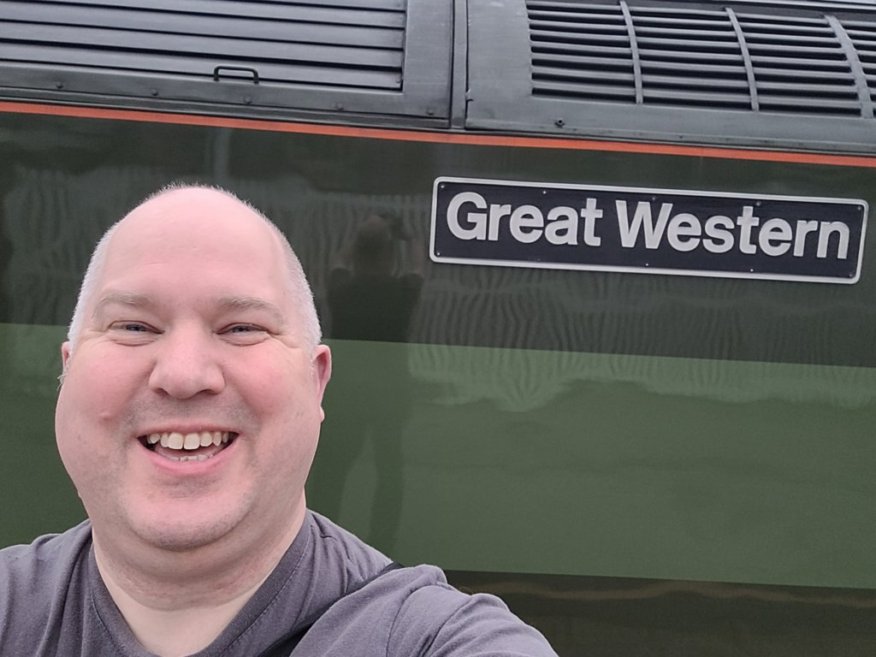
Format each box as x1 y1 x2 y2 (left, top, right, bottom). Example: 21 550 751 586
147 326 225 399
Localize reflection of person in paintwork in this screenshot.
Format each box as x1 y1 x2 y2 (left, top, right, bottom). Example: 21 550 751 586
328 212 424 342
0 186 557 657
314 212 423 550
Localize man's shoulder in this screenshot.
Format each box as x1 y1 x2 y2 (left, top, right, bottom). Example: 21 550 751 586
0 520 92 578
0 521 94 650
0 520 91 565
386 566 557 655
299 517 557 656
301 564 556 656
296 513 555 657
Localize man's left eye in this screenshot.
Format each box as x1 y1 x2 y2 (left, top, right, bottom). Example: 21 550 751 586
110 321 152 333
222 324 268 342
226 324 261 333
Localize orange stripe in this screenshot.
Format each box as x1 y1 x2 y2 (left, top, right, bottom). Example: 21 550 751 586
3 99 876 168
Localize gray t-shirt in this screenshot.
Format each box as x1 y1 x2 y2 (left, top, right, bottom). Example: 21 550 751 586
0 512 557 656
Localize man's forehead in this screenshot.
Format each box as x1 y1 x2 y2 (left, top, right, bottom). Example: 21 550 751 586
105 190 282 264
93 189 291 304
119 188 264 235
131 186 253 215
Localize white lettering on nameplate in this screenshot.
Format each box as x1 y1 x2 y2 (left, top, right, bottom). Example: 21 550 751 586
430 177 868 284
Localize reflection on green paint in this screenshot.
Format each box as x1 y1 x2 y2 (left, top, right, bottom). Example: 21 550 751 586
0 323 83 546
3 324 875 591
314 340 876 589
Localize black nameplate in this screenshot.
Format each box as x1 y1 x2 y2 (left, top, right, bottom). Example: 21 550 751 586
430 177 868 284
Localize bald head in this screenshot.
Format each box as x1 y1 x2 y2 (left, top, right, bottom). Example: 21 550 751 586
66 185 321 353
54 185 333 572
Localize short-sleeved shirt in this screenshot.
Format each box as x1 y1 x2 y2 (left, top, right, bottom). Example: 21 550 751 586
0 511 557 656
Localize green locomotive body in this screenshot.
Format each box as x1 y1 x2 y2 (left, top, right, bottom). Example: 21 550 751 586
1 1 875 653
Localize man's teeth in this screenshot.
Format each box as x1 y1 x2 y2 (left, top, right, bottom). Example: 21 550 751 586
146 431 231 450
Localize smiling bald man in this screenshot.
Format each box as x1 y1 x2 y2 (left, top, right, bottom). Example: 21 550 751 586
0 186 557 657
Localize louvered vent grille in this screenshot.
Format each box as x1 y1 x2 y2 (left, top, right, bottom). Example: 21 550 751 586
0 0 406 92
527 0 872 117
632 6 750 109
842 17 876 107
529 4 635 102
737 12 859 115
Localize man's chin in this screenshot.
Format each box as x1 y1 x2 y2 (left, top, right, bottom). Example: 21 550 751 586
147 520 238 553
111 509 245 555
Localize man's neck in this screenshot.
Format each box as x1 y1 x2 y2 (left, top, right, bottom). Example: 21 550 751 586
92 508 306 657
100 575 268 657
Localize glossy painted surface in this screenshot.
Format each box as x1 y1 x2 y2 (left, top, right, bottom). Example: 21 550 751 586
1 110 874 655
448 570 876 656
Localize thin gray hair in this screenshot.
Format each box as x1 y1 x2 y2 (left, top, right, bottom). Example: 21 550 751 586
66 184 322 353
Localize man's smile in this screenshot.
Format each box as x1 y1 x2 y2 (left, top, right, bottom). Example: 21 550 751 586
140 431 237 463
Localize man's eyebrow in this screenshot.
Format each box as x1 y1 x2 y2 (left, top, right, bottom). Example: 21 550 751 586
91 292 286 325
216 296 286 326
92 291 154 318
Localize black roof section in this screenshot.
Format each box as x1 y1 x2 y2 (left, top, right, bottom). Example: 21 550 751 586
0 0 451 125
2 0 876 150
466 0 876 152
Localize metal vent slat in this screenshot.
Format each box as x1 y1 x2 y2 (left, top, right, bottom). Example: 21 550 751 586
641 63 753 78
735 20 835 35
530 22 627 35
756 80 858 94
641 75 750 92
531 29 630 46
633 26 741 39
635 37 743 51
636 48 744 63
528 7 621 20
534 80 637 101
534 52 633 70
535 65 635 84
532 48 631 65
628 17 742 29
753 64 863 79
642 89 752 107
757 97 862 110
744 43 846 57
750 57 852 72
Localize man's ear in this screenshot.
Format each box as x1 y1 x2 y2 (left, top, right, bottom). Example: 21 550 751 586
58 342 72 386
61 341 72 368
312 344 332 421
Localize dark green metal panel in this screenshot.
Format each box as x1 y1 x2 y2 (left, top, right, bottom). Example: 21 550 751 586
0 110 874 655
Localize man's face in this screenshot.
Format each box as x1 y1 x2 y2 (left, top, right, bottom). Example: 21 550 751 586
54 190 330 554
